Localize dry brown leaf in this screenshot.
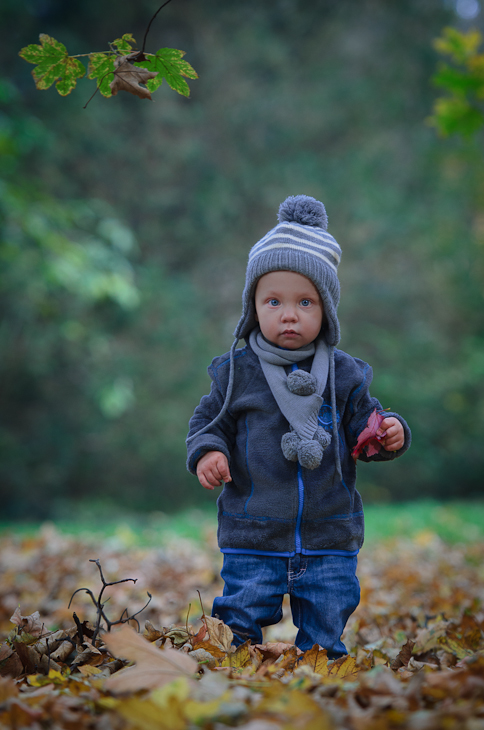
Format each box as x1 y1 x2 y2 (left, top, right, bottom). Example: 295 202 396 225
49 641 74 663
188 648 217 669
77 664 102 677
0 647 23 678
0 677 19 703
34 629 75 656
191 641 226 659
327 655 359 679
72 639 103 667
460 614 482 650
390 639 416 671
202 615 233 653
103 625 198 694
255 642 298 660
191 623 207 645
109 55 158 99
10 608 43 638
13 640 62 675
221 641 252 669
298 645 329 675
144 620 164 643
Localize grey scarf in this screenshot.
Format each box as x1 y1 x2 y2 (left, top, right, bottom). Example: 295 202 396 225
249 327 331 469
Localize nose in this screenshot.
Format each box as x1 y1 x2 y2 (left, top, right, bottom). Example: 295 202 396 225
281 305 297 322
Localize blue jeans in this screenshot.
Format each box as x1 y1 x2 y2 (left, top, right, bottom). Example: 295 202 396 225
212 553 360 658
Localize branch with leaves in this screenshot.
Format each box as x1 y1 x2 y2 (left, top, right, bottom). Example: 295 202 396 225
18 1 197 106
428 27 484 138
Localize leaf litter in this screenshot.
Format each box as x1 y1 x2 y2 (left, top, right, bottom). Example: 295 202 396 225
1 524 484 728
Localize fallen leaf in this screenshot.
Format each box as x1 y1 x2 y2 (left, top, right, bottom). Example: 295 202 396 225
10 608 43 638
115 695 185 730
390 640 416 671
0 677 18 702
202 615 233 653
298 645 329 675
221 641 252 669
188 648 218 669
144 620 164 643
191 623 207 645
327 655 359 679
77 664 102 677
103 625 198 694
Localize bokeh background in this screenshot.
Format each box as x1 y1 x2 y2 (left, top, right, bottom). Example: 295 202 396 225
2 0 483 522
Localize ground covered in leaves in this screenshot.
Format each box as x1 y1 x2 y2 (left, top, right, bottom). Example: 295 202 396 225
1 523 484 729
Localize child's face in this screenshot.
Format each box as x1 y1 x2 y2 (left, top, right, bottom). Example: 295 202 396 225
254 271 324 349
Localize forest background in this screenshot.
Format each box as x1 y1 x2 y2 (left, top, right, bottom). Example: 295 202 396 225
1 0 484 522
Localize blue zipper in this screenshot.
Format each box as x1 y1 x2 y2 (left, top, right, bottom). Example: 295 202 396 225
295 462 304 553
291 362 304 554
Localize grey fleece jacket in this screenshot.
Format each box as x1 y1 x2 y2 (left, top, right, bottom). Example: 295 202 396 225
187 343 411 556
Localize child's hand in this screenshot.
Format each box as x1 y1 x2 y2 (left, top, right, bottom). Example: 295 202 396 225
196 451 232 490
377 417 404 451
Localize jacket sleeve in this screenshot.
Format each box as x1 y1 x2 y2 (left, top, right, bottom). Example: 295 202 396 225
343 361 411 462
186 377 237 475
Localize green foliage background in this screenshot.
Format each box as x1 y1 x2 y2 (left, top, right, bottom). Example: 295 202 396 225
2 0 484 519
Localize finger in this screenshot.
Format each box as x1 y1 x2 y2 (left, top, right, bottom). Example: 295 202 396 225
382 425 398 440
197 471 215 490
197 463 223 488
377 418 396 436
382 436 403 451
216 459 232 483
206 467 224 487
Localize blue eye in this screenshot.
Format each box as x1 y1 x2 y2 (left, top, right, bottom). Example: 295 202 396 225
300 299 311 307
269 299 279 306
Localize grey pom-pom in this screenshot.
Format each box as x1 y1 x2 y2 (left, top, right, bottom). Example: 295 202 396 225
286 370 317 396
315 427 331 450
281 432 299 461
298 440 324 470
278 195 328 230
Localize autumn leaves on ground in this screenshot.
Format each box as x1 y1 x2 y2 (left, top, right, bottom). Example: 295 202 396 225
1 522 484 729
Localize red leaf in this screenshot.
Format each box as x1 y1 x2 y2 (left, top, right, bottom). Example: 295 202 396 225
352 408 385 463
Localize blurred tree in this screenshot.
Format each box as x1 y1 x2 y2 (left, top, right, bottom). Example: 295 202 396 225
0 79 140 517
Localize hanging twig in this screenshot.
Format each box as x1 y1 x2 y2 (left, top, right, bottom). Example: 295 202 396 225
141 0 176 54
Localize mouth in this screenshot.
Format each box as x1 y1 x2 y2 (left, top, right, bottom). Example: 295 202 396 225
282 330 298 336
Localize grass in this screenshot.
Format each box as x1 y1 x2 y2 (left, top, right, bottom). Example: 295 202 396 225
363 500 484 544
1 500 484 546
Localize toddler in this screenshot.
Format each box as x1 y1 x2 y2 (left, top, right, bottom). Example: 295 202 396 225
186 195 411 658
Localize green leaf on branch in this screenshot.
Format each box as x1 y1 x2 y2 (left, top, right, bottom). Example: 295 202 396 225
433 65 484 96
430 27 484 138
135 48 198 96
88 53 116 98
19 34 85 95
428 96 484 138
111 33 137 54
434 27 482 64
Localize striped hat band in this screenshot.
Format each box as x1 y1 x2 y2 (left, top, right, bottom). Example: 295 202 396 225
249 222 341 273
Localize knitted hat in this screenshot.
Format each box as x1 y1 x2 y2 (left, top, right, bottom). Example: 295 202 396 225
234 195 342 346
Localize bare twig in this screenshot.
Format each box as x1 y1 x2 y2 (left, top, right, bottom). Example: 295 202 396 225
68 559 151 644
197 589 206 618
142 0 176 54
186 603 191 636
73 612 84 645
68 587 99 610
